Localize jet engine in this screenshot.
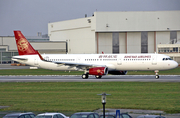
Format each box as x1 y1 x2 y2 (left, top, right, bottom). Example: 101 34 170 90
108 71 127 75
89 67 108 75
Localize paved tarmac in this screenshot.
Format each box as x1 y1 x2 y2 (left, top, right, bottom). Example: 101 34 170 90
0 64 30 70
0 75 180 82
0 64 180 82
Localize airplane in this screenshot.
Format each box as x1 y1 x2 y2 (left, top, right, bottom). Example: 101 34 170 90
12 30 178 79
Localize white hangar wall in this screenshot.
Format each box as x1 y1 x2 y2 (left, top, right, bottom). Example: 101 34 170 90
127 32 141 53
97 32 156 54
48 11 180 54
95 11 180 32
66 27 96 54
148 32 155 53
98 33 112 53
119 33 126 53
48 17 96 54
30 42 66 54
0 37 17 51
95 11 180 54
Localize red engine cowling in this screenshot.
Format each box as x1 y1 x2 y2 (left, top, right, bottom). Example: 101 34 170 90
89 67 108 75
108 71 127 75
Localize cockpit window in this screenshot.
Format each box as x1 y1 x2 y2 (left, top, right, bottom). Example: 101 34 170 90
162 58 172 61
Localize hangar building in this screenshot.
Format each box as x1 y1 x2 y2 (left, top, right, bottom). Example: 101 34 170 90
0 36 66 64
48 11 180 62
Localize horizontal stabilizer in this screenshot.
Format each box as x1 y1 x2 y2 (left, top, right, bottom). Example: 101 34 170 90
12 57 28 61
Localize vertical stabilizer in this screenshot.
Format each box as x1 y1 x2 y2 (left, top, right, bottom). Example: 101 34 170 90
14 31 44 60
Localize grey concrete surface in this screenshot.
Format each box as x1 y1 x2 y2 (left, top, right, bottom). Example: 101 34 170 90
0 64 30 70
0 75 180 82
0 64 180 82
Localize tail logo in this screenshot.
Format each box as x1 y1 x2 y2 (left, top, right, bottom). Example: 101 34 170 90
17 38 29 52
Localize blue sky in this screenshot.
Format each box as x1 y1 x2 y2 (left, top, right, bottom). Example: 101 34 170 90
0 0 180 36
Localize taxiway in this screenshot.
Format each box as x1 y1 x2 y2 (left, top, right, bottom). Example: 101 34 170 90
0 75 179 82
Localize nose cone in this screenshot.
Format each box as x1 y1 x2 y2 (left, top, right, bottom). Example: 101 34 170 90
172 61 178 69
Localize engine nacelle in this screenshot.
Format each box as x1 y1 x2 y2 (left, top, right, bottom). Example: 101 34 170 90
108 71 127 75
89 67 108 75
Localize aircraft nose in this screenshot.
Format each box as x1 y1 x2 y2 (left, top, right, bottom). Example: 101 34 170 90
173 61 178 68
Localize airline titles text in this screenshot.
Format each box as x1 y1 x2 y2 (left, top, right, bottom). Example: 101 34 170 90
99 55 117 58
124 55 151 58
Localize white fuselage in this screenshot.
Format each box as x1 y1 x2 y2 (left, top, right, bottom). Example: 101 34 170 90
12 53 178 71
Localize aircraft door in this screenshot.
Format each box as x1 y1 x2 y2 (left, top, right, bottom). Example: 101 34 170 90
76 57 81 63
117 56 122 65
152 55 157 65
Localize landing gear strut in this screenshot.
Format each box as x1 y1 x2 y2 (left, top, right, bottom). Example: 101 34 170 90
82 70 89 79
155 70 159 79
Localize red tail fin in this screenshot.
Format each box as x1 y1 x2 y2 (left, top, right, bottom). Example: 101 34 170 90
14 31 44 60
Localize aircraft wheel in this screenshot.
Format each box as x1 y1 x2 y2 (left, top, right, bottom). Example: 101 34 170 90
154 70 159 79
95 75 102 79
82 74 88 79
155 75 159 79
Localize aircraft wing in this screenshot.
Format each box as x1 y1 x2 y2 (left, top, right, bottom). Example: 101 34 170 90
52 61 106 70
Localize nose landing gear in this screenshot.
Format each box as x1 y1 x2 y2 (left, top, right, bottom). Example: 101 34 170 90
155 70 159 79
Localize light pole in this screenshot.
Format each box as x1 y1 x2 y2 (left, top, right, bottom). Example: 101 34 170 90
97 93 111 118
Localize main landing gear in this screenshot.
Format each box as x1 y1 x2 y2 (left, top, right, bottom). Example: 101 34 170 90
95 75 102 79
82 74 88 79
155 70 159 79
81 74 102 79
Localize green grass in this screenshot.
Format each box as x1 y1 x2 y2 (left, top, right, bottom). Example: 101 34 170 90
0 82 179 113
0 69 83 75
0 66 180 75
128 67 180 75
0 67 179 113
